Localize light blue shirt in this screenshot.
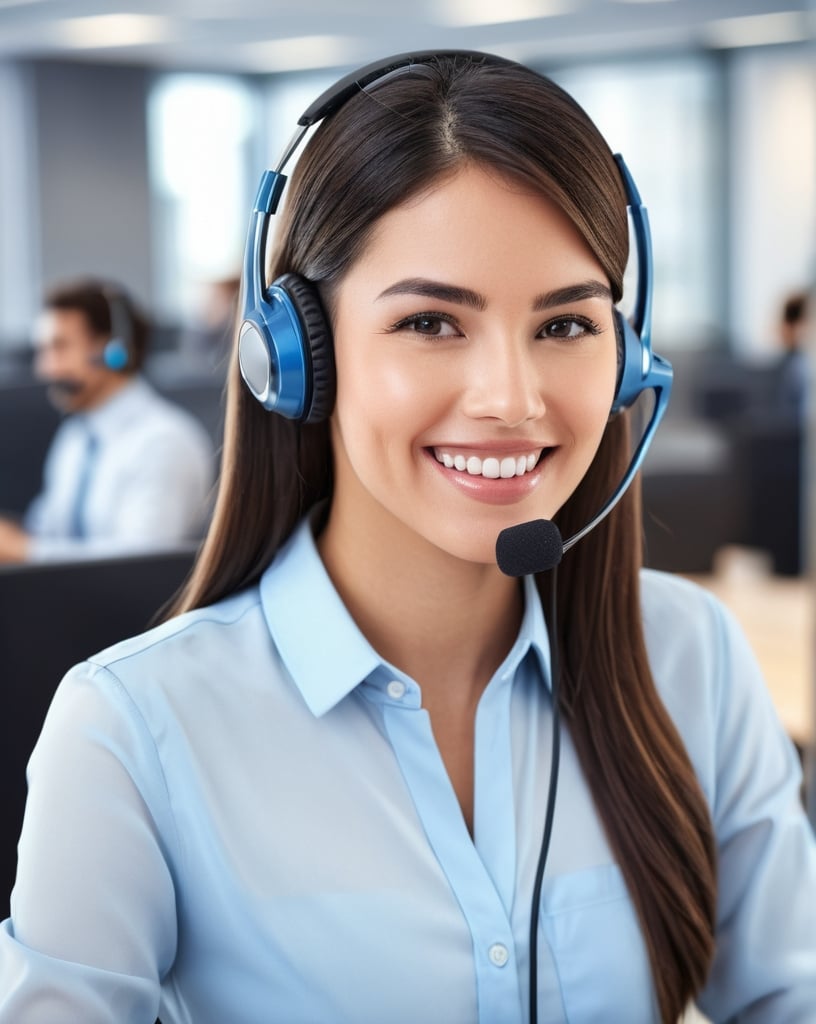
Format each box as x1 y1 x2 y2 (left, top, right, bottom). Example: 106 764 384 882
1 515 814 1022
23 376 214 561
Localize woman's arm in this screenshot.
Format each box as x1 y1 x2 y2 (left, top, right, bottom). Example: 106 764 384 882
0 662 179 1022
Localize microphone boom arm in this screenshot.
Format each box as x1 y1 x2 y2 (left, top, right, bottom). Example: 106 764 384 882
562 362 672 554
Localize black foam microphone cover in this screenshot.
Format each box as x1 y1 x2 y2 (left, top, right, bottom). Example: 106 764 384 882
496 519 564 576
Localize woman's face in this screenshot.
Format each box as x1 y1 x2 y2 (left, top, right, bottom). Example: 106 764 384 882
327 163 619 568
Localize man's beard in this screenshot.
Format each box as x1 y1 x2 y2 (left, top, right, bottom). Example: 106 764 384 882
46 378 86 413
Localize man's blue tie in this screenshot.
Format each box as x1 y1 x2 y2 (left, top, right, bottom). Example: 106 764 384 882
68 426 99 539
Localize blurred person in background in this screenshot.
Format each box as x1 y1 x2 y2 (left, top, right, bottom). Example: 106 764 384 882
0 278 214 563
773 287 811 420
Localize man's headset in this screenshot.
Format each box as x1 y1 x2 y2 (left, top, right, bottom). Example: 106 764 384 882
237 49 673 492
94 287 134 372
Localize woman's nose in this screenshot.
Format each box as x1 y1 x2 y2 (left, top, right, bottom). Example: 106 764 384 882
461 335 547 427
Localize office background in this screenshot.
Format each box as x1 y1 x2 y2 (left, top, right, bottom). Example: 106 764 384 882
0 0 813 359
0 0 814 852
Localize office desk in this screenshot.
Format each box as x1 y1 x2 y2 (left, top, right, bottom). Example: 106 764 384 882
685 569 814 749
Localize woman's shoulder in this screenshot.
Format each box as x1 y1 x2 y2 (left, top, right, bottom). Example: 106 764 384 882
92 585 263 668
67 584 269 716
638 568 734 763
638 567 726 662
34 584 280 782
637 567 790 802
637 566 767 697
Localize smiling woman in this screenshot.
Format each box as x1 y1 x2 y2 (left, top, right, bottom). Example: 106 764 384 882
1 50 814 1024
325 165 618 555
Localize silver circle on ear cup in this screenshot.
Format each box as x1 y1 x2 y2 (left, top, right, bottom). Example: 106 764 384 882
239 289 311 418
238 320 275 403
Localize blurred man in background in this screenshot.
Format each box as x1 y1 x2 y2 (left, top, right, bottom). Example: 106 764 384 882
0 279 214 563
774 288 811 420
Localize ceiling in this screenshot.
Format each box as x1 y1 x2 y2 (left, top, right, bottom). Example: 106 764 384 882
0 0 812 76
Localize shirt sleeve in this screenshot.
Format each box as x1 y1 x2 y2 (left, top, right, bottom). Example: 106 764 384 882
0 662 180 1022
697 592 816 1021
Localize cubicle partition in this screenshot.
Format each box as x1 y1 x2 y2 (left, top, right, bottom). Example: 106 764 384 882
0 381 60 517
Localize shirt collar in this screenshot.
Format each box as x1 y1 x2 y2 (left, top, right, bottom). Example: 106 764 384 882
83 375 149 440
259 515 382 717
259 516 553 717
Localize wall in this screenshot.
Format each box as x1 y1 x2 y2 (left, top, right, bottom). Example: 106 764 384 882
0 63 39 349
32 61 153 316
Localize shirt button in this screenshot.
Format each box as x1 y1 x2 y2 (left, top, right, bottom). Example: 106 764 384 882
488 943 509 967
386 680 406 700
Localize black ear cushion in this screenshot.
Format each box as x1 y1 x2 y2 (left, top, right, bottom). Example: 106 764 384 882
275 273 336 423
613 309 625 397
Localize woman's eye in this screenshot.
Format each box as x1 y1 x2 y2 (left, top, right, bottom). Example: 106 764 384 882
393 314 459 337
542 317 600 339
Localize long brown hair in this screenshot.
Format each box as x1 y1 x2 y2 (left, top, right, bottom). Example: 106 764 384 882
168 54 716 1021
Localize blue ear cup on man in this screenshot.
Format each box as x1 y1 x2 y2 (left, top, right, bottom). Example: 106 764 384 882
91 288 135 372
101 336 131 371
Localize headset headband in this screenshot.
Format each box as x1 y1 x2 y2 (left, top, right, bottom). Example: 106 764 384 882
240 49 670 433
249 51 654 359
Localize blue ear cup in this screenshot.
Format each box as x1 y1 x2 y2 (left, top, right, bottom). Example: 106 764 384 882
613 310 652 414
559 154 672 553
610 153 672 417
102 336 130 371
238 272 335 423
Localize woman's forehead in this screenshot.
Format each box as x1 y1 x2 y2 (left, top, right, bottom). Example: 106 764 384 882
346 163 607 296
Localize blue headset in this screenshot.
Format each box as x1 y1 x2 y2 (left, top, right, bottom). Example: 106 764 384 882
237 49 673 480
99 287 134 372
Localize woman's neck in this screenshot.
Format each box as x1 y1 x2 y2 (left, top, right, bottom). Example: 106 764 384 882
316 502 524 706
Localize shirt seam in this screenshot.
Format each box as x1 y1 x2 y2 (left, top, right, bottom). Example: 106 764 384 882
88 595 262 671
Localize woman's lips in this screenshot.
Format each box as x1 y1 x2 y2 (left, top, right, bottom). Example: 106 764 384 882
426 446 553 505
432 447 542 479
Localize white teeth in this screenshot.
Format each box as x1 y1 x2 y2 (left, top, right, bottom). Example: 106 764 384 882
434 448 542 478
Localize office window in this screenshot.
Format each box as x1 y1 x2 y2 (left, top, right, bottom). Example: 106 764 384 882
728 44 815 356
263 71 341 166
551 58 722 351
148 74 257 325
0 62 38 351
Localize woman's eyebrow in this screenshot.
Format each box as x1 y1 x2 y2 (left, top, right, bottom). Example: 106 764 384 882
376 277 612 312
532 281 612 310
376 278 487 310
